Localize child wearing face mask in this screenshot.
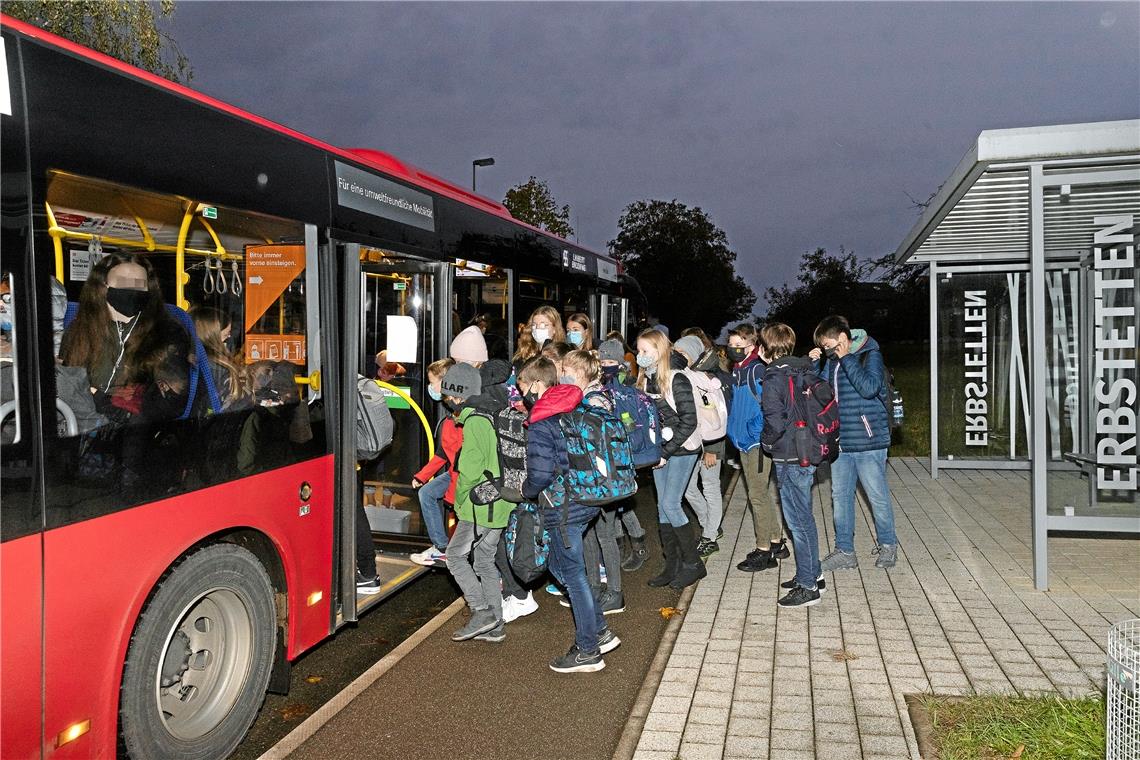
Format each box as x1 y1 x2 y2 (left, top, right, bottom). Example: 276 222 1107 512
636 329 707 590
565 312 596 351
409 358 459 567
512 305 566 372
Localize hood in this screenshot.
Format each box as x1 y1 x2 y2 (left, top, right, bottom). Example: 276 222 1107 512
848 329 878 355
461 385 508 415
527 383 583 425
480 359 512 386
669 350 689 371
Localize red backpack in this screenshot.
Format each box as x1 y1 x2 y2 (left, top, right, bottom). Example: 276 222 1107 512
786 368 840 466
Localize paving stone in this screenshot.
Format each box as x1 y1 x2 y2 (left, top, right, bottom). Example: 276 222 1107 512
861 732 911 755
679 741 726 760
724 735 770 756
769 728 814 751
688 706 730 726
637 730 683 753
728 715 770 737
683 723 728 745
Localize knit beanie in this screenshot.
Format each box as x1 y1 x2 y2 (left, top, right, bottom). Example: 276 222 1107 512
674 335 705 365
440 363 482 400
598 339 626 365
449 325 488 364
480 358 512 385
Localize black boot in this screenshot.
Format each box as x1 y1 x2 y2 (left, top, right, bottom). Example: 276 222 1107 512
623 535 648 572
671 522 708 589
648 524 679 587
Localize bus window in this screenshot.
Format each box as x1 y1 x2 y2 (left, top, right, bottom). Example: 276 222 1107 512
453 259 511 361
0 273 20 445
516 275 559 338
41 171 327 528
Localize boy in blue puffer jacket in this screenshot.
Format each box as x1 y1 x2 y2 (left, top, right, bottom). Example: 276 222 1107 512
725 323 787 573
810 315 899 572
518 356 620 673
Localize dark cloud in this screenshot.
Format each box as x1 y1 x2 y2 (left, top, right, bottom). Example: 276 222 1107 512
170 1 1139 308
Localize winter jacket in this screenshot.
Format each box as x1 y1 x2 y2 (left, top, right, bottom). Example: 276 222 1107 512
453 389 515 528
726 347 766 452
520 384 599 528
818 329 890 453
645 359 700 458
413 413 463 505
760 355 816 463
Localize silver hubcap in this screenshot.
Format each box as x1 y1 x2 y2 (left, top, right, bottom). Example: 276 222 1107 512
155 588 253 741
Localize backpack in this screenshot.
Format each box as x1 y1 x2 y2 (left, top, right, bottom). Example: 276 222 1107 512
504 501 550 583
604 380 662 468
559 403 638 505
726 366 764 453
785 368 840 466
683 369 727 442
356 375 394 460
857 352 904 431
466 405 528 505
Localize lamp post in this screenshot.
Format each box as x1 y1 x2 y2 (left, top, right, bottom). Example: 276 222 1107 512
472 157 495 192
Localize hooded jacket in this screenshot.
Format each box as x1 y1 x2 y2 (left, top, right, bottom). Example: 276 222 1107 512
452 386 515 528
644 352 701 458
760 354 817 463
520 384 599 528
817 329 890 452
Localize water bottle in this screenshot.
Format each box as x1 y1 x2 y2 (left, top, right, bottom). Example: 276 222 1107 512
793 420 811 467
620 411 635 432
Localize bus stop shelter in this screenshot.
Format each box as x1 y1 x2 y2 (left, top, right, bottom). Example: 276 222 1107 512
894 120 1139 590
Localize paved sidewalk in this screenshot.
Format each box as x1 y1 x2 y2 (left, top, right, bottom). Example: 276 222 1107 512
631 458 1138 760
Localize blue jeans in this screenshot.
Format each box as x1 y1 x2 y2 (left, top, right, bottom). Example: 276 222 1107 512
830 448 897 554
775 463 820 590
417 472 451 551
547 518 605 654
652 453 697 527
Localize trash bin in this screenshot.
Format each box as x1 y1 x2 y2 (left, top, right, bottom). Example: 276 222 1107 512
1107 618 1139 760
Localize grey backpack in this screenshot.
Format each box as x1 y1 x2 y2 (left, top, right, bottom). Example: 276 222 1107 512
356 376 394 461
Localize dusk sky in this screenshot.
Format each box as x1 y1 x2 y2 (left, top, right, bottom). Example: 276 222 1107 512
170 2 1139 309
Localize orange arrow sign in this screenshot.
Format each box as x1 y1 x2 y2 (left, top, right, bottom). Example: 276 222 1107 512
244 244 305 332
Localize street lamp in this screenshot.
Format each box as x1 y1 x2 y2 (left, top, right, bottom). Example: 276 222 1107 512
472 157 495 192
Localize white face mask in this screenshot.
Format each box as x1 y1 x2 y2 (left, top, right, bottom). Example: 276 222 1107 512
531 326 551 344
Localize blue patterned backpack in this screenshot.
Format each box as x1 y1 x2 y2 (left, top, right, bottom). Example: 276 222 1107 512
604 380 662 468
504 501 550 583
558 403 638 505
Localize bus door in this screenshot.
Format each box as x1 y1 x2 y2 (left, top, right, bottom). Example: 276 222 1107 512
598 293 630 341
452 259 513 361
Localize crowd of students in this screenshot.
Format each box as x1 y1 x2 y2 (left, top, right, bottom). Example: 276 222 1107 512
382 305 898 674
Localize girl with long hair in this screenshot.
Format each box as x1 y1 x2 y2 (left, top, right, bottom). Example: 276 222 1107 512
635 328 706 590
191 305 245 409
512 305 565 369
565 312 595 352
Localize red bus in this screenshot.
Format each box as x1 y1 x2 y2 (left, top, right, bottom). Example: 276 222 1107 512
0 16 643 759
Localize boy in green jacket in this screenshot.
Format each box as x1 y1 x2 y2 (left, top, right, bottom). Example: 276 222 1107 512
441 363 515 643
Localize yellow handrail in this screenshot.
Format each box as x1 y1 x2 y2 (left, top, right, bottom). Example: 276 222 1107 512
44 203 64 282
197 217 226 257
374 380 435 461
175 206 194 310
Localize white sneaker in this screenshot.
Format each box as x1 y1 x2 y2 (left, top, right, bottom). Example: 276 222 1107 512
410 546 446 567
502 591 539 623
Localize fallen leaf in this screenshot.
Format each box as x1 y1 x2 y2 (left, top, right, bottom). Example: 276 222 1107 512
659 606 684 620
277 703 312 721
830 649 859 661
1009 745 1024 759
304 675 323 684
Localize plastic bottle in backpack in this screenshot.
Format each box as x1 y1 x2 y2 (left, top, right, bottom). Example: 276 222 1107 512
793 420 811 467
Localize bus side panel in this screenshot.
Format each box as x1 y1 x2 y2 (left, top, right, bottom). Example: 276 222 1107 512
1 534 43 759
41 455 334 758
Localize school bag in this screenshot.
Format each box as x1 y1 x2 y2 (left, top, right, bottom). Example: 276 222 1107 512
785 368 840 466
356 375 394 461
726 368 764 453
559 403 638 506
857 352 905 431
466 404 529 505
683 368 728 442
504 501 550 583
604 379 662 467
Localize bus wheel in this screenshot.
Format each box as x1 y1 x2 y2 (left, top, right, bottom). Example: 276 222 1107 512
119 543 277 760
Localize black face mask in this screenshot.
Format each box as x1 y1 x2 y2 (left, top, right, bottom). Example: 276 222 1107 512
693 348 721 372
825 347 840 361
601 365 621 382
727 346 748 363
106 287 148 318
522 390 539 410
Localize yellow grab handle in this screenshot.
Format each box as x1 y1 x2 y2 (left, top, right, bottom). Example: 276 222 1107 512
373 380 435 461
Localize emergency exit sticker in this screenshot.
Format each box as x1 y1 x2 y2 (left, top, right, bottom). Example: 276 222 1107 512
393 281 407 291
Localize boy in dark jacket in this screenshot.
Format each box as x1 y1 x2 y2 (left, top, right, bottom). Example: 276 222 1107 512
726 322 787 572
810 316 899 572
760 323 824 608
519 356 620 673
598 338 648 572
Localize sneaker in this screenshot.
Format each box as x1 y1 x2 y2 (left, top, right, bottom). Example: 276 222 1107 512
410 546 446 567
355 572 382 595
737 548 777 573
873 543 898 569
502 592 539 623
473 622 506 642
777 586 822 608
698 538 720 560
451 607 499 641
820 549 859 572
598 588 626 615
544 582 564 597
770 540 790 560
549 645 605 673
781 575 826 591
597 627 622 654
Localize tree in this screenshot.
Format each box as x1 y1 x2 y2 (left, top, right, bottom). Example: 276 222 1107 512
609 199 756 337
502 177 574 239
3 0 191 83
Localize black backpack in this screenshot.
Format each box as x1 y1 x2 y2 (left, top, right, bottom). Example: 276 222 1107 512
785 368 840 466
857 352 904 431
464 405 528 505
504 501 550 583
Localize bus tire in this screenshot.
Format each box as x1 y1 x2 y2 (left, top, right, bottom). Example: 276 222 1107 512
119 543 277 760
